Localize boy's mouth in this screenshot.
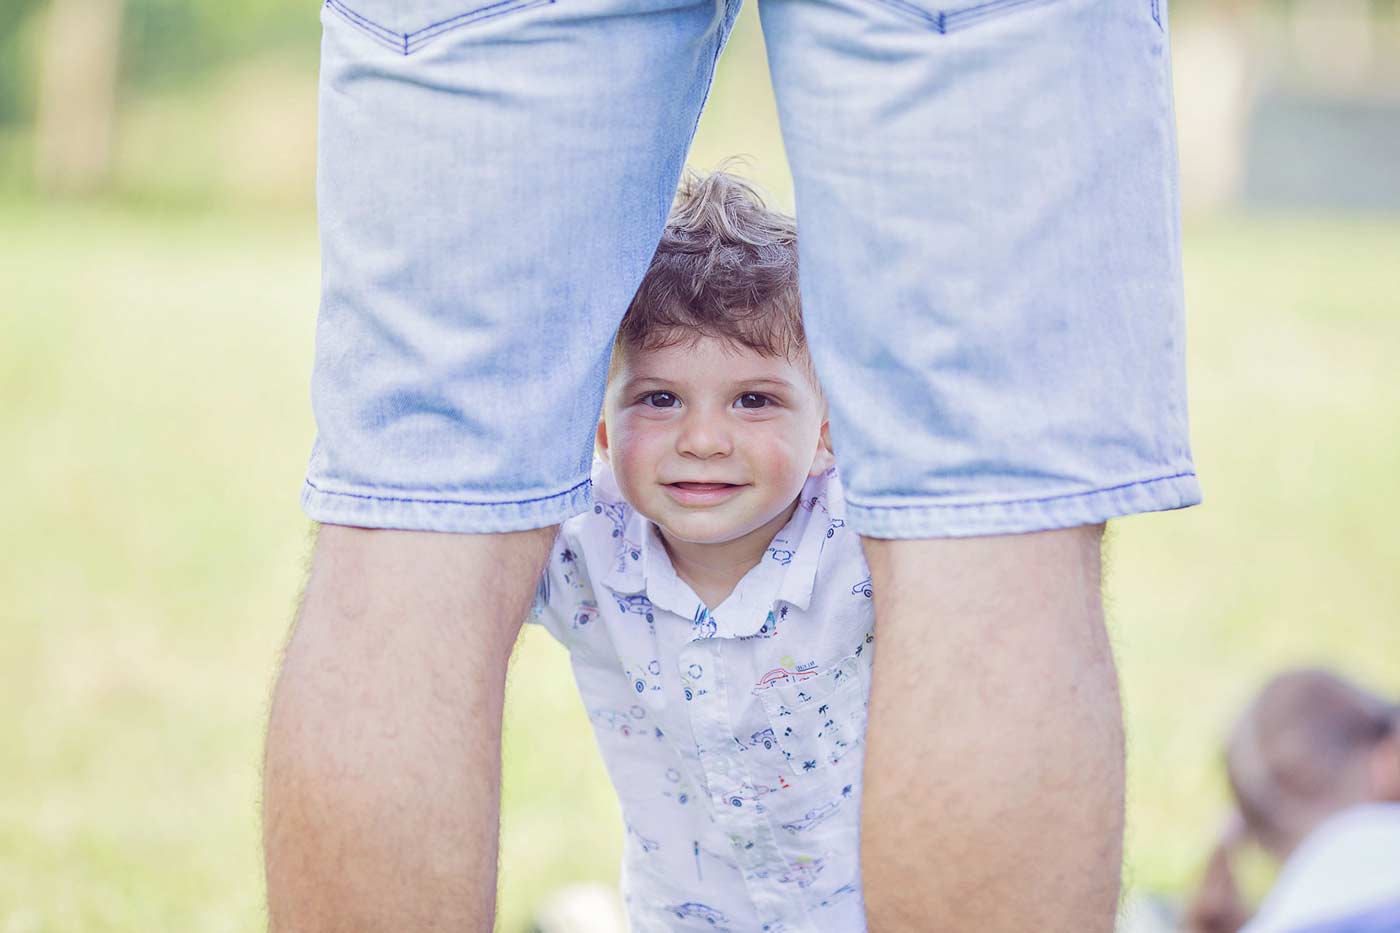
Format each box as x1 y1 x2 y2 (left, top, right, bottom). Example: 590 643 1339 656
663 481 745 505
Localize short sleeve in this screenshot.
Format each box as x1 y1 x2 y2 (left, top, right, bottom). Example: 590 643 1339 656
525 527 594 648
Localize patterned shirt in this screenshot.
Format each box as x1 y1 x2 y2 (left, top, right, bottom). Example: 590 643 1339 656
528 459 876 933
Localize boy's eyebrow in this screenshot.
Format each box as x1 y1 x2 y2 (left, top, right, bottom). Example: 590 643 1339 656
619 375 798 393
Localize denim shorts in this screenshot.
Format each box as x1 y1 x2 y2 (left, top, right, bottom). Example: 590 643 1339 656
301 0 1201 537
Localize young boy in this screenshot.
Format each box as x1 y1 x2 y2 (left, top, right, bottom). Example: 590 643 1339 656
528 167 875 932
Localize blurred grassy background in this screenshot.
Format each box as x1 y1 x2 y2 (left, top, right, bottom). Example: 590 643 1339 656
2 0 1399 930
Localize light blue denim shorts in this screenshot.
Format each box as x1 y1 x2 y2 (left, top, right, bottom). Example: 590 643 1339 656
301 0 1201 538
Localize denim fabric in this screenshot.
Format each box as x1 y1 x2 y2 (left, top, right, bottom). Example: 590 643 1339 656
302 0 1201 537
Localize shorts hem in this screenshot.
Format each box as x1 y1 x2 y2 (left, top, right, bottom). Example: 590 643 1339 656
299 476 594 533
845 471 1202 538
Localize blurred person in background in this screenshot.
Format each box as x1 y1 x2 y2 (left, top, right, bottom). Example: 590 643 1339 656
1184 668 1400 933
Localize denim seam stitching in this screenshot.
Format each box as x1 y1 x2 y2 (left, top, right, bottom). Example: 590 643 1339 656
943 0 1055 28
303 476 590 508
324 0 556 55
843 471 1197 512
861 0 1059 34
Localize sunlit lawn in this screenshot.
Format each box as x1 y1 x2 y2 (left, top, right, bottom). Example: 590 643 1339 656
2 98 1398 933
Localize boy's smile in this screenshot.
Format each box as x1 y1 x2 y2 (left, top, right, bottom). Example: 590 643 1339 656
597 335 833 604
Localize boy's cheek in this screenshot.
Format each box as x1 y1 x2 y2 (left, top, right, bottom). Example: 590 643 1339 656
611 422 657 459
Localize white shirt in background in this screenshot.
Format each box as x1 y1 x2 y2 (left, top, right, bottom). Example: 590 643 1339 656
1240 802 1400 933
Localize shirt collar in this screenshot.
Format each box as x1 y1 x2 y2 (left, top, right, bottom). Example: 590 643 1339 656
597 466 842 640
774 466 843 613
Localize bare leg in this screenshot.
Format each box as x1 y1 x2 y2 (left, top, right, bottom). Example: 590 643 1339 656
859 524 1119 932
261 524 556 932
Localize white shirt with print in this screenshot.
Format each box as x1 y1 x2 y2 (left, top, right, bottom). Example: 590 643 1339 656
528 459 876 933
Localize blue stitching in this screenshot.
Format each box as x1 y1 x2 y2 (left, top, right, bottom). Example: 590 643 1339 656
867 0 943 28
1151 0 1162 30
942 0 1057 31
861 0 1060 34
325 0 556 55
406 0 554 48
304 476 591 508
324 0 400 43
844 472 1198 511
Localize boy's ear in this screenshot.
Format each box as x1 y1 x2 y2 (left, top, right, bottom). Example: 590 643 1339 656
809 420 835 477
595 418 611 464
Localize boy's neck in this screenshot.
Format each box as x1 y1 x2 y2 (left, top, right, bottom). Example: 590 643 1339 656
657 497 800 611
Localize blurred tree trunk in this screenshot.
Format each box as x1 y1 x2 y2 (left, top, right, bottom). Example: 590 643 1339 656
1171 0 1266 216
33 0 125 195
1292 0 1376 91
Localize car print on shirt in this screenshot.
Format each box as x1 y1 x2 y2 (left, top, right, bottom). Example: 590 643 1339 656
798 494 828 514
745 727 776 751
851 577 873 598
780 800 842 834
613 593 655 623
825 518 845 538
571 600 598 630
590 705 646 737
593 500 642 569
724 778 782 810
751 662 820 694
777 854 827 889
594 500 630 538
666 902 730 929
767 546 795 565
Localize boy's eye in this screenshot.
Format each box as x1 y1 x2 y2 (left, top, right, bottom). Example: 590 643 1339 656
643 391 679 408
736 393 771 410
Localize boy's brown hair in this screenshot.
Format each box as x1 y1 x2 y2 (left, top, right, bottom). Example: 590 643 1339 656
612 162 815 383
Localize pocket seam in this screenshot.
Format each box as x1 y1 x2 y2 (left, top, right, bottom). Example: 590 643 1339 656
758 656 867 774
325 0 556 55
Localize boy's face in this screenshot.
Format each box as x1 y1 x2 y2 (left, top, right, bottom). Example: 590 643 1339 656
598 335 833 549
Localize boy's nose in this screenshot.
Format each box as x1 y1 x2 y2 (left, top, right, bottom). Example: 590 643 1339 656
676 411 733 459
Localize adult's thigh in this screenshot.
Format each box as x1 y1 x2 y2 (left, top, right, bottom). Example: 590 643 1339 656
303 0 741 534
759 0 1200 537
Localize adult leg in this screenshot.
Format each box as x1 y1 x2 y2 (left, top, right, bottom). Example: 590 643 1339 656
760 0 1199 927
262 0 743 926
263 524 553 930
860 526 1119 929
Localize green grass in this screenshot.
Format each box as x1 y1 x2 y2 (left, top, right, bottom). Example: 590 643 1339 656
3 63 1400 933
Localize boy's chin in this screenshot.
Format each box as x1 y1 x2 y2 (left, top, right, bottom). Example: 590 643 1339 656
653 512 753 547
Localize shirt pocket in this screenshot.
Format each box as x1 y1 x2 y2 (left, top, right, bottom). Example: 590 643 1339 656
859 0 1066 35
757 653 869 777
323 0 556 55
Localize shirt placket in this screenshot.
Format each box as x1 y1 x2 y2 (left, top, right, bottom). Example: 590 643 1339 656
680 633 817 933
